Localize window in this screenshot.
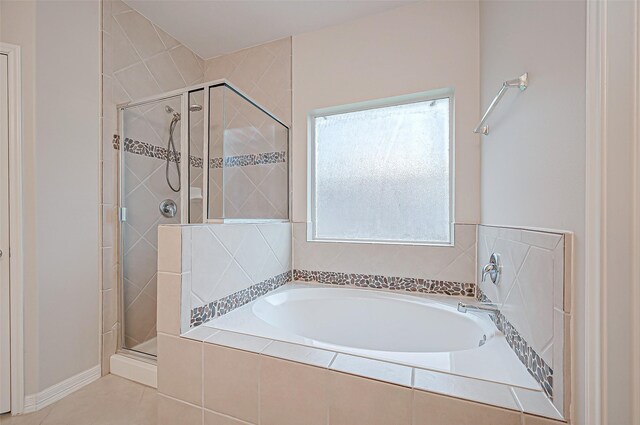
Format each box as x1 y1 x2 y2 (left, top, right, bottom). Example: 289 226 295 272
309 91 453 245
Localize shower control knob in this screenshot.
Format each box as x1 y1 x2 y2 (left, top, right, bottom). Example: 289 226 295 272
0 249 3 258
159 199 177 218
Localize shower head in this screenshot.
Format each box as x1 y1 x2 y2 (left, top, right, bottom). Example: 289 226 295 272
165 104 203 114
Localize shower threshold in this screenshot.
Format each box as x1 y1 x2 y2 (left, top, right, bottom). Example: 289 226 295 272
110 350 157 388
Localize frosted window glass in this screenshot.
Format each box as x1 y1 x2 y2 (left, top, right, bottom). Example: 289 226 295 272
313 97 451 244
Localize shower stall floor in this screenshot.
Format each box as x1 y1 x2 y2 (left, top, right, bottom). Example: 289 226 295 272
131 337 157 356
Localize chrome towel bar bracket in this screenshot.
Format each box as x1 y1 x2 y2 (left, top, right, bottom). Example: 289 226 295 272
473 72 528 135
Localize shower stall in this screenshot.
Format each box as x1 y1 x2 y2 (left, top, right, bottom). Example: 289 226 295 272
117 81 289 357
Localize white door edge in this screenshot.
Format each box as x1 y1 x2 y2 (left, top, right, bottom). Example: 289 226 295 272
0 42 24 416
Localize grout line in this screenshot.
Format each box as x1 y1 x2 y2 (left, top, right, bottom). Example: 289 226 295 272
201 338 204 422
509 387 525 412
327 352 339 369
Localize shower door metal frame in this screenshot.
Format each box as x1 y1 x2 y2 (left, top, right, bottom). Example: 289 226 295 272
116 79 290 358
116 92 187 359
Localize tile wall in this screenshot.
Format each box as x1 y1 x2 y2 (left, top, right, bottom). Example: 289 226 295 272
101 0 205 371
170 223 292 332
205 38 292 127
477 225 571 417
292 223 476 288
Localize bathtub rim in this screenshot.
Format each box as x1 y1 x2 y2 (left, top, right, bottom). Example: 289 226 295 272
177 282 564 422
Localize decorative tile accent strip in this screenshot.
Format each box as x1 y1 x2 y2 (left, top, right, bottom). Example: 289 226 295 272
190 270 292 327
209 157 223 168
113 135 285 168
190 155 203 168
223 151 287 168
120 136 179 162
478 289 553 399
293 269 475 297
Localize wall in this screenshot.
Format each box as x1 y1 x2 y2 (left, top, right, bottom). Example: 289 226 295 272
101 0 205 366
291 1 480 284
0 0 101 397
479 0 586 421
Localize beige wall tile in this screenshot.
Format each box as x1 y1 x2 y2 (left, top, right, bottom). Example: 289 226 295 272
157 334 202 406
158 225 182 273
522 414 566 425
204 410 253 425
293 222 476 284
413 391 521 425
114 10 165 60
157 272 182 335
328 371 412 425
102 288 117 333
158 394 202 425
188 223 291 313
101 327 117 375
205 38 291 127
145 51 188 92
259 356 327 425
203 344 259 423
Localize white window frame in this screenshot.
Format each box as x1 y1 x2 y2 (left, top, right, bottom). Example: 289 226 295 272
307 88 455 246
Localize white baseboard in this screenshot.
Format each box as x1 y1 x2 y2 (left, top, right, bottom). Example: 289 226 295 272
23 365 101 413
110 354 157 388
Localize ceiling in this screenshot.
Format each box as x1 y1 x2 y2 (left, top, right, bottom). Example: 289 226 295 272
123 0 414 60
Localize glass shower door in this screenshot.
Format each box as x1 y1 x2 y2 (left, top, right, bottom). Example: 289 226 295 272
120 95 183 356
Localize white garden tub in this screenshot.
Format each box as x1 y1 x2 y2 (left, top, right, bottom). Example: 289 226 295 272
203 282 540 389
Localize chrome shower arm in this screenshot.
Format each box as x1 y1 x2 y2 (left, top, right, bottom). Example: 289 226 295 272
473 73 528 135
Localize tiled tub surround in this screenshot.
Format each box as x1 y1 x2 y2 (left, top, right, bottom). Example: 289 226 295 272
477 225 571 419
168 223 292 333
479 288 553 399
156 286 565 422
190 270 292 326
201 283 541 390
157 224 565 423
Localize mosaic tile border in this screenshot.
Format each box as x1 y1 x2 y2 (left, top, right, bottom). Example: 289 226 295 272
293 269 475 297
190 270 292 327
477 289 554 399
113 135 286 169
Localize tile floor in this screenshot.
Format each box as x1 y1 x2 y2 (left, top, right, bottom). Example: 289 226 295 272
0 375 157 425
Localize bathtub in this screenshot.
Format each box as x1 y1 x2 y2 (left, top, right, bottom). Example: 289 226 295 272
203 282 540 390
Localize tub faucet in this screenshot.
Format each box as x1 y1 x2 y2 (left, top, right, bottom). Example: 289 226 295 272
457 302 499 318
